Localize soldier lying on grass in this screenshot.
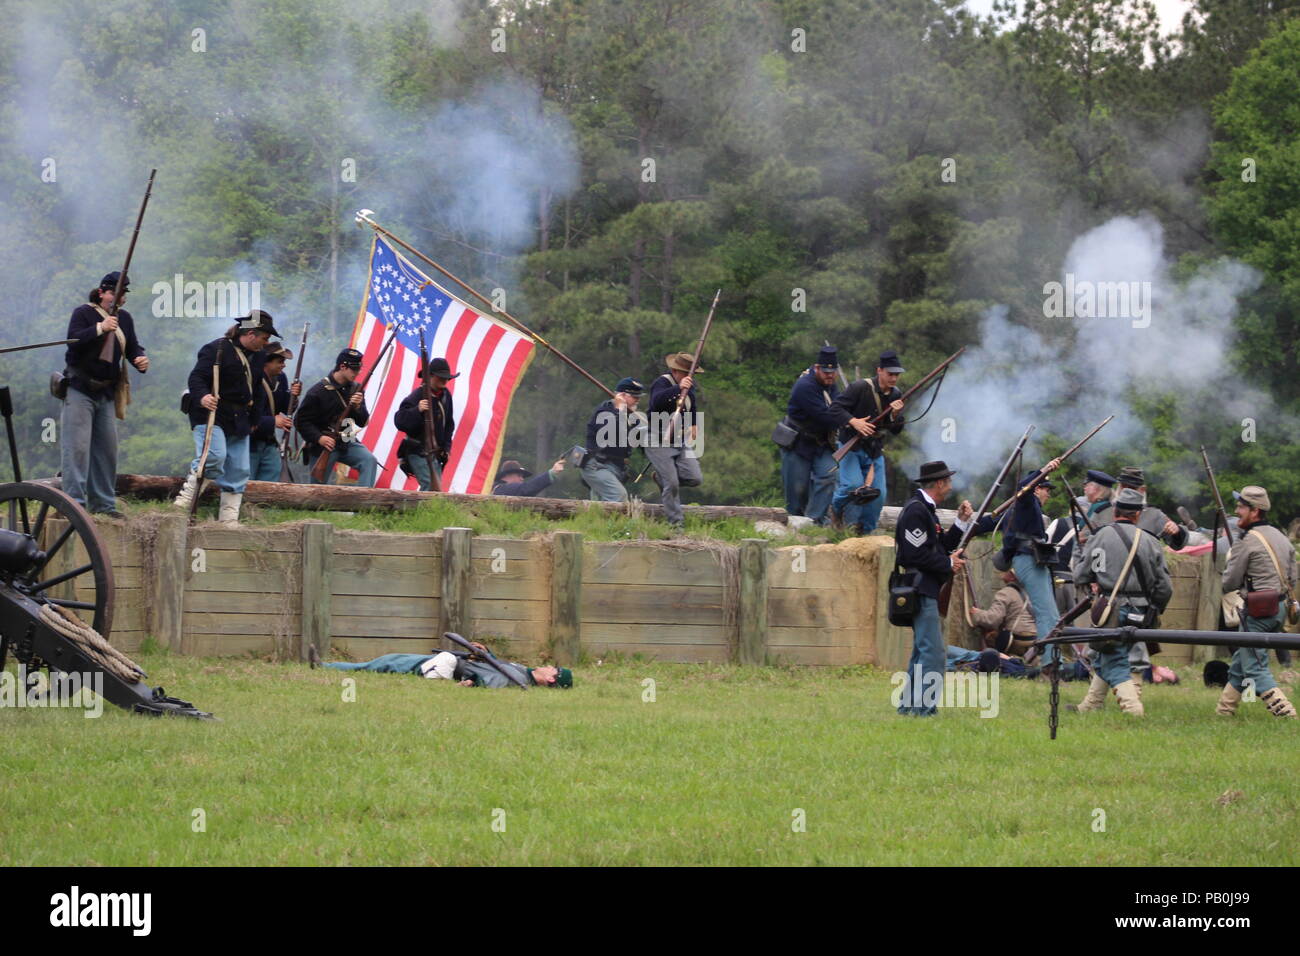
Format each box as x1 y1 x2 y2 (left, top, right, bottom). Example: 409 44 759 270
308 640 573 689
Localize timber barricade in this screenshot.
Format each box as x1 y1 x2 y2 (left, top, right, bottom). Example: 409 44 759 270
61 514 1224 669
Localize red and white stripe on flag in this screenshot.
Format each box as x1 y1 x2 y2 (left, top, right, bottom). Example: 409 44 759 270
347 235 535 494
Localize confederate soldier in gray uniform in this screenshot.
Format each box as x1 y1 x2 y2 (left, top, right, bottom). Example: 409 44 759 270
1091 467 1189 549
1217 484 1298 718
1086 466 1186 678
1071 488 1173 716
646 353 703 531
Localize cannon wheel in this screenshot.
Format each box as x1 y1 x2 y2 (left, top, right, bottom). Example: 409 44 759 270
0 481 115 641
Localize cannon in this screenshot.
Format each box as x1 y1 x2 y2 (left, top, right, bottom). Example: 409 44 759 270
0 383 211 718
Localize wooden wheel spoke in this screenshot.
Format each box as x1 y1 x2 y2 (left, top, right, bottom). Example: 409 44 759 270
38 524 75 569
48 597 96 611
29 562 95 594
30 500 49 543
0 482 115 640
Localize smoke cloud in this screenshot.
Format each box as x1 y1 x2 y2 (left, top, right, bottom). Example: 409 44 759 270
910 214 1264 494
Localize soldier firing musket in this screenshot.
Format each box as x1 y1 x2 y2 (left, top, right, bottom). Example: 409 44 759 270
990 416 1112 671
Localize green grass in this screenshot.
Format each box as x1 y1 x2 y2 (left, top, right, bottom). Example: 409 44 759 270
2 655 1296 865
123 496 859 545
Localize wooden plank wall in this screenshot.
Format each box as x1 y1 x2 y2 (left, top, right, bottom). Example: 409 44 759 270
65 520 1221 668
44 516 147 654
329 530 440 660
581 543 729 663
768 543 874 666
469 536 549 661
182 526 302 658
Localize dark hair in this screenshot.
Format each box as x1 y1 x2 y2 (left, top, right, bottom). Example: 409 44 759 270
88 288 103 304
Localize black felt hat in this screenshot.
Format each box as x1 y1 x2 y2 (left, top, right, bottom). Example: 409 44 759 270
915 460 956 483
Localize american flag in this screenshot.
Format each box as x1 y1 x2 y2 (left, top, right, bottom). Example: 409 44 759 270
348 235 536 493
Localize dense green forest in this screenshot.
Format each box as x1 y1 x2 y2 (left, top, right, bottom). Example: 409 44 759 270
0 0 1297 518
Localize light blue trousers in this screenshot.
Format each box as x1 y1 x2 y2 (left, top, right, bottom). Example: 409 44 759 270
1230 610 1282 696
1013 553 1061 666
898 596 944 716
311 441 379 488
189 425 250 494
249 442 281 482
832 449 885 532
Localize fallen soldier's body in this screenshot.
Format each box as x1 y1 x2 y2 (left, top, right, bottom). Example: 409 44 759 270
945 645 1038 678
309 641 573 688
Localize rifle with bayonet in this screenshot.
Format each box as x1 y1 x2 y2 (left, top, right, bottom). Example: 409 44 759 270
631 290 721 486
278 323 309 482
415 330 443 491
308 328 397 483
938 424 1035 618
105 168 156 321
667 289 721 444
989 416 1114 518
832 347 965 464
72 168 155 414
1200 446 1234 564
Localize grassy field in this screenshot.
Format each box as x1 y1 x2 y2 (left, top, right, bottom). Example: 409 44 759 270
2 653 1297 866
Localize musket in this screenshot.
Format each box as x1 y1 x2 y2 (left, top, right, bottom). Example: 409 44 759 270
417 329 443 492
105 169 157 318
938 424 1034 618
989 416 1114 518
0 339 75 355
667 289 721 443
278 322 309 482
444 631 530 689
1058 473 1096 537
1200 446 1234 564
189 339 226 522
832 347 965 463
308 328 397 483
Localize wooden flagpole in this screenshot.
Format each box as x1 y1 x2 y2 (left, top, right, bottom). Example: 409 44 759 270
354 210 614 399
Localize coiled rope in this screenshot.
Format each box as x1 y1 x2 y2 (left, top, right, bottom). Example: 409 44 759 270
37 603 145 684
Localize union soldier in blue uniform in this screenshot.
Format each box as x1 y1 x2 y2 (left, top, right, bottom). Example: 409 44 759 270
829 350 906 533
492 458 566 497
581 377 647 502
248 342 300 482
293 348 379 488
893 460 995 716
646 352 704 531
997 458 1064 667
780 346 841 523
393 357 456 491
60 271 149 517
173 310 277 524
